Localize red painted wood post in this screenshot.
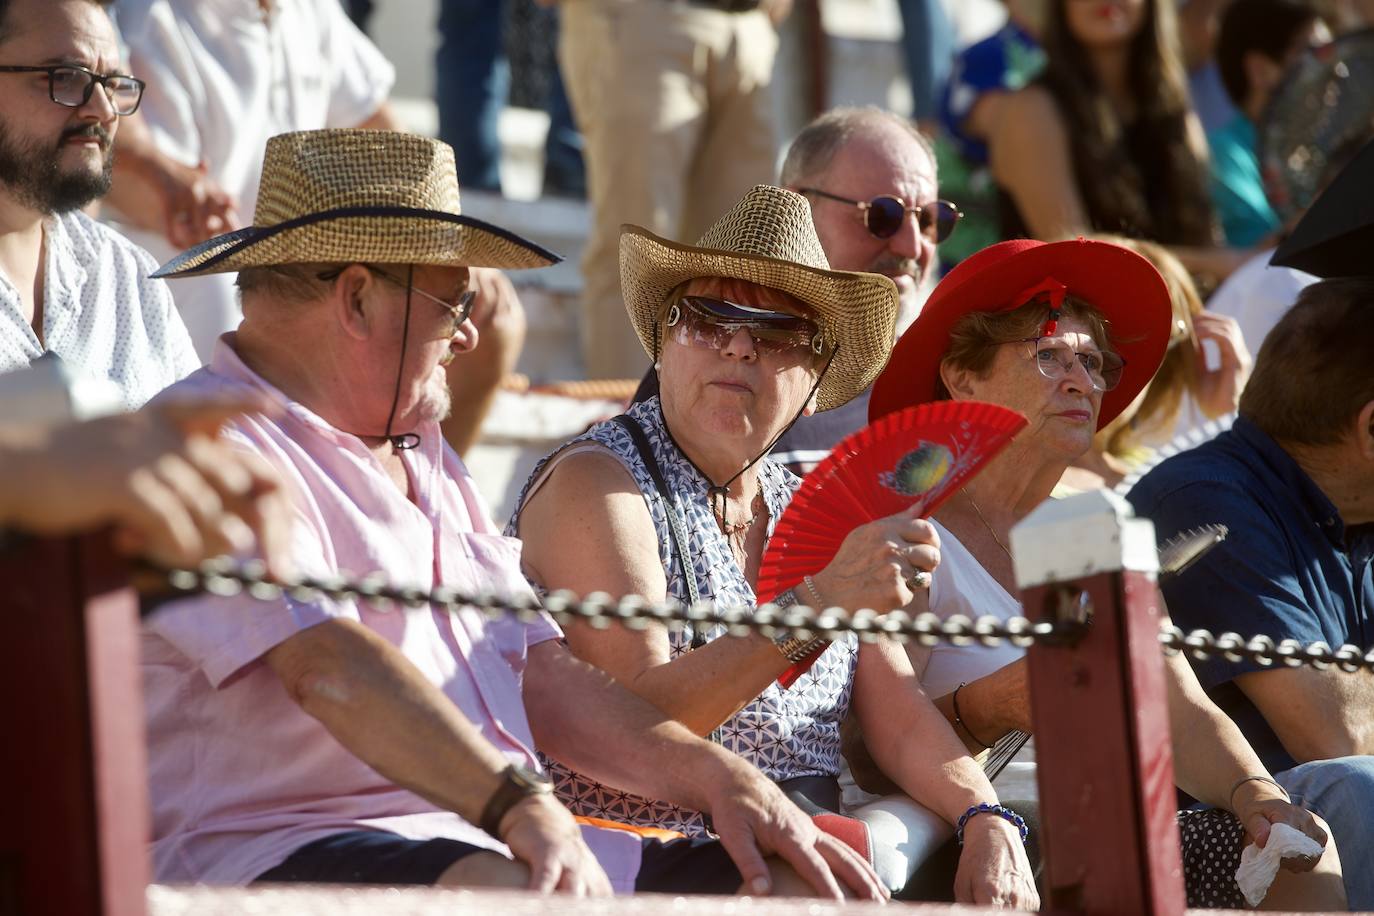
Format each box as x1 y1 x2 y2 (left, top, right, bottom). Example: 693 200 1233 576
1010 490 1185 916
0 533 150 916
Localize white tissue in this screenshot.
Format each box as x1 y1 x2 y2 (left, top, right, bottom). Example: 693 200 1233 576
1235 821 1325 907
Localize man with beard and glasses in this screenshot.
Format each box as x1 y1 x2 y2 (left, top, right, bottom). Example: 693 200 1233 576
0 0 198 408
634 106 954 476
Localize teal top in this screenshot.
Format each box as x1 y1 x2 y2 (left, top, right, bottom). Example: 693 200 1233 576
1207 114 1279 247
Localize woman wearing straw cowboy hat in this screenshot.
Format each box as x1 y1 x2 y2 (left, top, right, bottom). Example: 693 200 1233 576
144 132 899 900
866 236 1345 909
511 186 1038 906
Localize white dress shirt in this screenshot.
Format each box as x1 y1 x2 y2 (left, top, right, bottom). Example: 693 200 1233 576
113 0 397 361
1207 248 1318 355
0 211 199 410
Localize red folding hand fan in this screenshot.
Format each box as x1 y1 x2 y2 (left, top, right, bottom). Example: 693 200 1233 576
757 400 1027 687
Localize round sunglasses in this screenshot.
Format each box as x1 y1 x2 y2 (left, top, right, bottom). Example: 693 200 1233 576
800 187 963 243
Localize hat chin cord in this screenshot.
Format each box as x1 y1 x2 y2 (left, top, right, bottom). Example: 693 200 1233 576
344 264 422 452
658 346 839 529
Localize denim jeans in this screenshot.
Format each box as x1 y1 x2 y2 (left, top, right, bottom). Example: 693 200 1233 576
436 0 507 192
1276 755 1374 908
435 0 584 195
894 0 954 122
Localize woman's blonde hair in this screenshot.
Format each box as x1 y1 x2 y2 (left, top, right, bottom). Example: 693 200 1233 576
1090 234 1200 455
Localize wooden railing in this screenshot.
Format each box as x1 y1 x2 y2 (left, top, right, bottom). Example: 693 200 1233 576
0 493 1258 915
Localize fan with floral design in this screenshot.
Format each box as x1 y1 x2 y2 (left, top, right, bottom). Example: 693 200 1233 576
757 401 1027 687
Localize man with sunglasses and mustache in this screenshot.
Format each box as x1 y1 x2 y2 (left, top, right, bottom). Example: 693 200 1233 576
636 106 957 476
0 0 199 408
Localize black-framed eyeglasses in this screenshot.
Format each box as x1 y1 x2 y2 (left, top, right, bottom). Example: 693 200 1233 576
318 264 477 336
0 64 146 116
799 187 963 243
1007 336 1125 392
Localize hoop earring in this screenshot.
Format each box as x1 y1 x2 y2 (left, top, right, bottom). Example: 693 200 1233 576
665 304 682 327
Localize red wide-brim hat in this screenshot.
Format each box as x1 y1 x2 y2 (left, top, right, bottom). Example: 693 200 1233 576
869 238 1173 430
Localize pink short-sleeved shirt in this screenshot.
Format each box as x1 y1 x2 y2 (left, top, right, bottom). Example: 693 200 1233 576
142 335 642 888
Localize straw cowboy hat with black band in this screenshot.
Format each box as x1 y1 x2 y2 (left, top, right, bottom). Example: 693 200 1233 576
620 184 901 413
152 128 560 279
153 128 560 452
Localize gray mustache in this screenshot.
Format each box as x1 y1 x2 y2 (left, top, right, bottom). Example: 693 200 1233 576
869 255 921 281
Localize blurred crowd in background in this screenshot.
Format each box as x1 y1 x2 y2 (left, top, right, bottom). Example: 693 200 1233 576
92 0 1374 391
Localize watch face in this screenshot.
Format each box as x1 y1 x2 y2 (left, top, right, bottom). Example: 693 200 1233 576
510 765 553 793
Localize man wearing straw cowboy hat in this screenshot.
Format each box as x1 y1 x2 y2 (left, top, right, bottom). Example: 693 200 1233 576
140 128 887 900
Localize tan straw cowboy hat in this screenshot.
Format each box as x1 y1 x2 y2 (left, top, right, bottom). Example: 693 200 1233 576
152 129 559 279
620 185 899 411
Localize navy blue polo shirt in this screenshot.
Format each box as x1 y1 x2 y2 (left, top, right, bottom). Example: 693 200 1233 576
1127 416 1374 774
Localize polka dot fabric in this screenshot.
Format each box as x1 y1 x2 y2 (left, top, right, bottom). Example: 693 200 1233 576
1178 808 1248 908
0 212 200 410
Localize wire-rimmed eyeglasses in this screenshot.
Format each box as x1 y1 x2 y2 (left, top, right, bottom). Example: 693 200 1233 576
1008 337 1126 392
0 64 146 116
318 265 477 337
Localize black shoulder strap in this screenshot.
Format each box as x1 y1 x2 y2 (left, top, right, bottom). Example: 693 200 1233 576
611 414 706 647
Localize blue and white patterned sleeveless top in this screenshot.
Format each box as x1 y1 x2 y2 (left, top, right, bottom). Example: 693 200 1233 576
508 397 857 835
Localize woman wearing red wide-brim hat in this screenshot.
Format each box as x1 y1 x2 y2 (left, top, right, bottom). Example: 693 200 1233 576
866 238 1346 909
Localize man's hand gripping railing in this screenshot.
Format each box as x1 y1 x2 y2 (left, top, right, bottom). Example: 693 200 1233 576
140 557 1374 674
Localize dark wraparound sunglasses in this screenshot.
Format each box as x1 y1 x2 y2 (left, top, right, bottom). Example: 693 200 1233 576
667 296 827 357
799 187 962 243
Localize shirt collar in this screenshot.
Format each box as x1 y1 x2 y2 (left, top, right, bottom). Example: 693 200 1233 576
208 333 440 451
1232 416 1347 545
43 214 87 299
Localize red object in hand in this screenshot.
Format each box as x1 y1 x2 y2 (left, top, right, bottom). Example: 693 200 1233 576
757 401 1027 687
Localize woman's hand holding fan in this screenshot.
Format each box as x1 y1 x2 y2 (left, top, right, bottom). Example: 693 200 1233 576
758 401 1028 688
806 508 942 615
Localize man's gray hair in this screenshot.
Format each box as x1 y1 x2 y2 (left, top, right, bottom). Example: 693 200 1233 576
779 106 936 187
236 264 335 306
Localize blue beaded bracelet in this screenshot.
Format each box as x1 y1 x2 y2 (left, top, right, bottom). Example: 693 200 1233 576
956 803 1029 846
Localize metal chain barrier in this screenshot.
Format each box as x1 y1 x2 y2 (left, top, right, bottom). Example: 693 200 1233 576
151 559 1374 674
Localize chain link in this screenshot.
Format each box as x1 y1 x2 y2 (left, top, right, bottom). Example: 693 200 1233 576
1159 625 1374 673
150 559 1374 674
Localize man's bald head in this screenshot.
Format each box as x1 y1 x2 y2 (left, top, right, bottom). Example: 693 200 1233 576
780 106 936 190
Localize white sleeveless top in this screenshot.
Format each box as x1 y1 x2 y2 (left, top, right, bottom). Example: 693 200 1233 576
925 520 1038 802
